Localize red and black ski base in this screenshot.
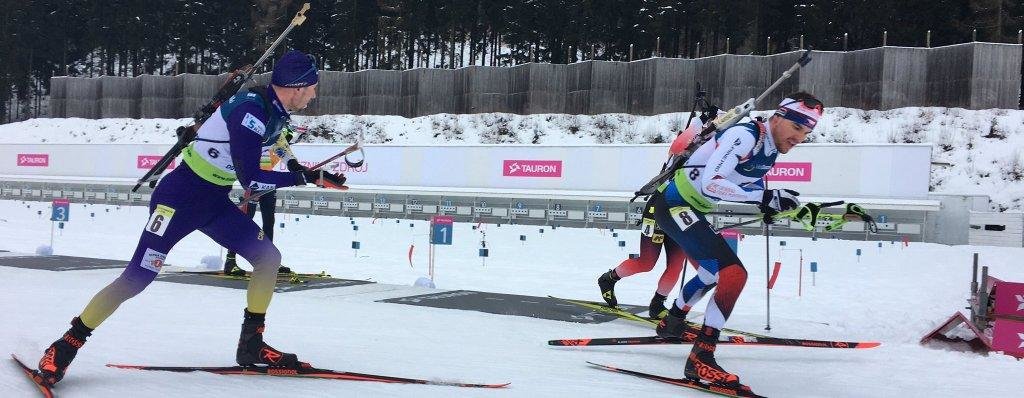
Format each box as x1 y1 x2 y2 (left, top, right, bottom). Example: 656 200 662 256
11 354 54 398
587 361 766 398
550 334 879 349
105 362 509 388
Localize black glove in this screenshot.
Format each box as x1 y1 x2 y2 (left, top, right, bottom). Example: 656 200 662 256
759 189 800 223
290 159 347 189
286 159 306 172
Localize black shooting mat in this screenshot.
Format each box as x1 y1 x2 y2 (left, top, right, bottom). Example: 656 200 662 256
0 255 125 271
379 290 648 324
156 272 374 293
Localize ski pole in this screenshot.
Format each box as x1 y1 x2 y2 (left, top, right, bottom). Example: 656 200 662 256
240 141 364 208
717 200 845 230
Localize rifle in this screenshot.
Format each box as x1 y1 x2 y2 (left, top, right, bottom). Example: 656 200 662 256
132 3 312 192
631 49 814 202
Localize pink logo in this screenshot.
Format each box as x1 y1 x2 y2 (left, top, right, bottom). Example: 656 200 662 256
431 215 454 225
503 160 562 178
137 155 175 170
17 153 49 167
765 162 812 182
993 282 1024 317
991 319 1024 355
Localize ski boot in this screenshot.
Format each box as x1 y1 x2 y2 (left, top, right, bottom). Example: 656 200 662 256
656 305 693 339
685 325 745 389
224 257 246 276
36 317 93 386
649 293 668 320
597 269 620 307
236 309 305 369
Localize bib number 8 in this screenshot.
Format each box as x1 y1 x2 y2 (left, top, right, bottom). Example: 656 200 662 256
670 206 699 231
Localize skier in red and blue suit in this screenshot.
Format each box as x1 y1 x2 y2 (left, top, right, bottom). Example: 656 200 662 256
653 92 824 390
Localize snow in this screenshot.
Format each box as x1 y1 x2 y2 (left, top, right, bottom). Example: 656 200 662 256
1 199 1023 397
3 106 1023 210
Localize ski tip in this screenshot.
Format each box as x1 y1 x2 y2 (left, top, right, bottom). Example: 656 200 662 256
548 338 592 346
105 363 142 369
585 361 617 371
858 342 882 349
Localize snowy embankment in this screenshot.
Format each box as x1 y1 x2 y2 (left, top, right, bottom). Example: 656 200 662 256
1 107 1022 210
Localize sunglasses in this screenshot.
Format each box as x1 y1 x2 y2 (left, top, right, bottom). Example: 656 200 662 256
782 97 824 113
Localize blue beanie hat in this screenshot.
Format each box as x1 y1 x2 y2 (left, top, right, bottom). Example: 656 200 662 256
272 50 319 88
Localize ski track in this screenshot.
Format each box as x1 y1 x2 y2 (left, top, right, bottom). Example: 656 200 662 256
1 200 1022 397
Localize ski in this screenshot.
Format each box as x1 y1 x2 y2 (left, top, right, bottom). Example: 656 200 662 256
587 361 766 398
549 296 658 326
550 296 767 338
11 354 54 398
105 363 509 389
179 270 332 279
549 334 880 349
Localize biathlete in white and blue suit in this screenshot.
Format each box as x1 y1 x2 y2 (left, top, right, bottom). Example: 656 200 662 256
652 92 824 389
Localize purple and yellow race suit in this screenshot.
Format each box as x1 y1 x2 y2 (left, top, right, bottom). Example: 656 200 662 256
78 87 304 329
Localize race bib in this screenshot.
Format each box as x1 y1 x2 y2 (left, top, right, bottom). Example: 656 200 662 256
641 218 656 237
146 204 175 237
669 206 700 231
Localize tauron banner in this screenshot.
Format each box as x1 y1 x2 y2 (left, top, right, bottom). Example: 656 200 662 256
0 144 931 198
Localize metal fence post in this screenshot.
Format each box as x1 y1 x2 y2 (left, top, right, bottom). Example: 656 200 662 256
883 30 887 46
926 30 931 48
843 33 848 51
629 44 634 62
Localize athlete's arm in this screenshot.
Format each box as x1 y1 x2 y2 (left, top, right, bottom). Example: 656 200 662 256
699 127 763 204
226 103 304 190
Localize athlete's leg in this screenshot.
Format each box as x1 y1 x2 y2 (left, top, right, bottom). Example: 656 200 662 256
79 181 211 329
201 196 282 314
259 191 276 241
613 232 663 277
225 193 260 268
655 235 690 297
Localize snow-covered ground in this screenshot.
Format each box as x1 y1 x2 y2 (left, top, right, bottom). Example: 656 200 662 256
1 199 1022 397
2 107 1023 210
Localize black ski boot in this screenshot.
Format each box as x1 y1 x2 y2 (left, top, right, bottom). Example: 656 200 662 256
597 269 621 307
655 305 692 339
236 309 304 368
36 317 93 386
685 326 743 388
649 293 668 320
224 256 246 276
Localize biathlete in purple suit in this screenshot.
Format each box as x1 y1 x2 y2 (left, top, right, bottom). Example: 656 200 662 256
32 50 347 387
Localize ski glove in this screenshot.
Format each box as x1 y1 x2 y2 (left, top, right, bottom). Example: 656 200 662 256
289 159 347 189
759 189 800 223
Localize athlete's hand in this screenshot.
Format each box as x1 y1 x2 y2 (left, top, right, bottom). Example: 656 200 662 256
759 189 800 223
289 159 347 189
